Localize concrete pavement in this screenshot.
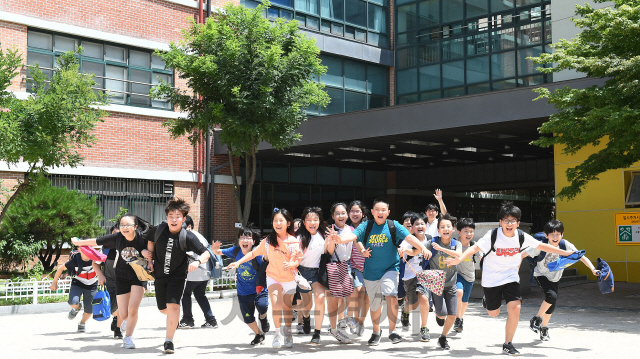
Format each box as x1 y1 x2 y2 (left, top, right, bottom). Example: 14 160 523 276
3 282 639 358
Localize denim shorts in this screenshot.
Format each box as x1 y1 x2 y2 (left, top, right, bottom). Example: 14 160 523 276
456 275 474 303
297 265 319 293
68 283 97 314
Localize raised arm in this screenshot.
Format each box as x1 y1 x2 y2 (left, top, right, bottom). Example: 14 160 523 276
71 237 98 247
434 189 447 215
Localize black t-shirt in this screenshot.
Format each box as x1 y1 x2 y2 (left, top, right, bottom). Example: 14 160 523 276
97 232 148 282
65 257 98 290
149 227 207 280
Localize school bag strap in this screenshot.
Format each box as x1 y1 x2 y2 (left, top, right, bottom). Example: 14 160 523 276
532 237 566 267
363 219 399 248
430 236 457 259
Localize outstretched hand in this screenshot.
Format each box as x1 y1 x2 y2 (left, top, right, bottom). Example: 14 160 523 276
211 240 222 250
227 262 239 270
361 247 372 258
434 189 443 201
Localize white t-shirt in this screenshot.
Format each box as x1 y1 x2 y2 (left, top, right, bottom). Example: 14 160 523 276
526 239 578 282
298 232 325 268
399 237 430 280
476 228 540 288
425 219 439 238
332 225 353 261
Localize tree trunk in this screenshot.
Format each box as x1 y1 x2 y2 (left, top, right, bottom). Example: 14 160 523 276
0 174 31 225
228 146 258 226
228 147 244 224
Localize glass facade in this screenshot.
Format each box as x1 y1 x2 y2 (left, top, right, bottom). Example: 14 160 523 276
26 30 174 109
310 54 389 115
244 0 390 48
395 0 552 104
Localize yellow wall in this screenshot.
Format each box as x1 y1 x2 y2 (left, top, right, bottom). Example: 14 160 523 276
555 143 640 282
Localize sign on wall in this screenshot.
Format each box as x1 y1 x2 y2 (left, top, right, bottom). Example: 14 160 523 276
615 213 640 245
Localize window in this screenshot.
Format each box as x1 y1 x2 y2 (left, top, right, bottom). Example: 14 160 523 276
26 29 174 110
626 172 640 206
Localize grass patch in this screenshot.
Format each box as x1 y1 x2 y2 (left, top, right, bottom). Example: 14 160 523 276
0 295 67 306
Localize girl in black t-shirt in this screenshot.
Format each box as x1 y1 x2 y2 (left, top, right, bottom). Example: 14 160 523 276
72 214 150 350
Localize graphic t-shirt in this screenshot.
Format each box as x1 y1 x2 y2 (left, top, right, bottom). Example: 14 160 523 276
456 244 479 283
66 257 98 290
526 239 578 282
425 237 460 288
399 236 431 280
221 246 265 296
149 227 207 280
97 233 147 282
354 220 410 281
476 228 541 287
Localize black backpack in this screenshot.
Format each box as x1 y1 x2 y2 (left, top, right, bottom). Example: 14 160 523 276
479 228 527 270
153 221 188 251
232 246 260 272
364 219 399 248
528 235 566 267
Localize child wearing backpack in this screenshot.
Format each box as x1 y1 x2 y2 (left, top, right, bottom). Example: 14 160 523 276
50 248 105 332
446 202 577 356
214 224 270 345
453 218 479 333
521 219 598 341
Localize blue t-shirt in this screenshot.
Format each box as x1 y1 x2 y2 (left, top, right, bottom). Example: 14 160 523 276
354 220 410 281
221 246 265 296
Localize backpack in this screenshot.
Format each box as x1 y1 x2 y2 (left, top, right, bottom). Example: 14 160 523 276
479 228 527 270
421 236 457 270
232 246 260 272
206 244 224 279
91 286 111 321
364 219 399 248
66 250 82 276
154 221 188 251
527 233 566 268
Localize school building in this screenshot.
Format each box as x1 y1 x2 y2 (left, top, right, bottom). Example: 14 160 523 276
0 0 637 282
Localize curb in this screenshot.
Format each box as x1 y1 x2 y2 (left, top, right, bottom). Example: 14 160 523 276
0 289 237 316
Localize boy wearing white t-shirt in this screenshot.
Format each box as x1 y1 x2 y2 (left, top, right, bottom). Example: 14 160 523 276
446 202 576 356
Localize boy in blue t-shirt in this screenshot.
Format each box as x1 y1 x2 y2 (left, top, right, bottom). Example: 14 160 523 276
341 198 430 346
215 225 270 345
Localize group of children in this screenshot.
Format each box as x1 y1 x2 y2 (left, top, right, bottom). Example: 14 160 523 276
53 193 596 356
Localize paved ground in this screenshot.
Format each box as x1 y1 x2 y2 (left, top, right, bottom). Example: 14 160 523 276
3 282 639 358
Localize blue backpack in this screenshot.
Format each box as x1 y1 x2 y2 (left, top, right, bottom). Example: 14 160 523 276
421 236 457 270
206 244 224 279
92 286 111 321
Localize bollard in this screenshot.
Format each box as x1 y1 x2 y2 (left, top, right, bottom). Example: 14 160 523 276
33 281 38 305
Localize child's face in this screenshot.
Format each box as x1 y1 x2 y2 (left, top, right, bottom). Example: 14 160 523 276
403 217 413 234
371 203 390 224
458 227 474 244
545 230 563 246
332 205 348 228
426 208 438 222
304 212 320 235
438 219 454 240
413 219 426 237
119 217 136 237
500 215 520 237
273 213 290 237
349 206 363 224
239 233 253 252
166 209 185 233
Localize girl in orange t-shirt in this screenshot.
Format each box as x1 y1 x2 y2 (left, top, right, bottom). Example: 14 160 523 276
228 208 301 349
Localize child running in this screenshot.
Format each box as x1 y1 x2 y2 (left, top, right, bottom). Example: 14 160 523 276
228 208 302 349
50 247 104 332
215 224 270 345
345 200 369 337
446 202 578 356
453 218 479 333
398 211 415 329
521 219 598 341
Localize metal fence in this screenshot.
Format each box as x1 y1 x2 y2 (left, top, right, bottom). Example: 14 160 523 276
0 271 238 304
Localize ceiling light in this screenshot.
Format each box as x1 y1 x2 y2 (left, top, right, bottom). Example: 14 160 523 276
338 147 380 153
504 145 511 150
399 140 444 146
390 145 396 149
381 157 387 161
339 158 376 163
429 162 435 166
442 151 448 155
328 151 334 155
394 153 431 159
488 157 494 161
453 138 460 143
284 153 324 158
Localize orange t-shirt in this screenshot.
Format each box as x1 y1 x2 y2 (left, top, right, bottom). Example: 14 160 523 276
253 236 301 283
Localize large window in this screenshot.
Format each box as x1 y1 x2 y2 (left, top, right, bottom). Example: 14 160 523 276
48 175 175 229
308 54 389 115
395 1 552 104
242 0 390 48
26 30 174 110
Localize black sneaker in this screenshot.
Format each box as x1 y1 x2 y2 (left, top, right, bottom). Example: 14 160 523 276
438 336 450 350
251 333 265 345
178 318 194 329
503 342 520 356
429 306 434 312
482 296 487 309
113 327 123 339
529 316 542 333
111 316 118 331
436 316 445 327
201 318 218 329
420 327 430 342
368 332 381 346
401 312 410 327
453 318 463 333
164 341 175 354
260 317 270 333
540 326 550 341
310 332 321 345
389 332 403 344
302 315 311 335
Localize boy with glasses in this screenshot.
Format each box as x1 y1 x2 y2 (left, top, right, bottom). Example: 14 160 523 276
446 202 576 356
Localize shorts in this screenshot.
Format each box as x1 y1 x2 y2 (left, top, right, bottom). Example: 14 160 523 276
238 291 269 324
432 285 458 316
266 276 297 294
456 276 474 303
403 277 419 305
115 278 145 296
106 284 118 313
297 265 319 294
68 284 97 314
154 276 188 311
352 269 365 288
364 271 399 312
482 281 522 311
535 276 560 314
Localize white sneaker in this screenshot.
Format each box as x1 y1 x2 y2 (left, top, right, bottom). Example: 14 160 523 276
329 328 351 343
283 327 293 348
121 320 127 333
123 336 135 349
296 323 304 334
272 332 282 348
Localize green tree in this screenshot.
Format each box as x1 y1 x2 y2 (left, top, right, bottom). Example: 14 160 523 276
531 0 640 200
152 2 329 225
0 49 108 223
0 176 103 271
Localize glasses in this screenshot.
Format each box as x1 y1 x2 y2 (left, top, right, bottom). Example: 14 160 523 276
239 237 253 241
334 212 348 216
120 224 135 229
501 219 519 225
167 217 182 222
350 210 362 214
